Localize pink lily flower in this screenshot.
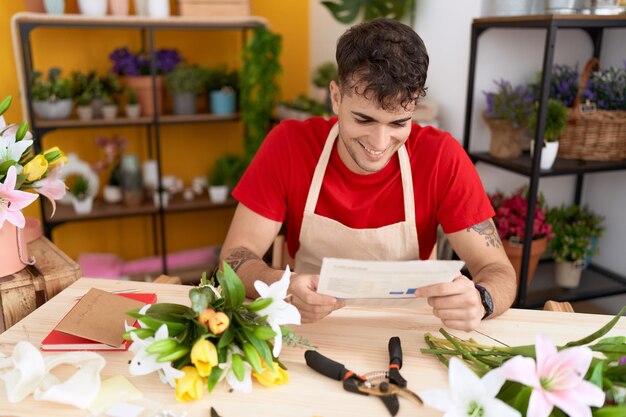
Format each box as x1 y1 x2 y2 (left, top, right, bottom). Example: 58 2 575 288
0 166 38 229
31 166 66 217
502 334 605 417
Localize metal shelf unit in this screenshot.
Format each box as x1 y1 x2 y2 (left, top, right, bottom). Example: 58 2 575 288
462 14 626 308
12 12 267 274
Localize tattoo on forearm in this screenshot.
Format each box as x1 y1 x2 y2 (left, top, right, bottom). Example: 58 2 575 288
225 247 261 272
467 220 502 248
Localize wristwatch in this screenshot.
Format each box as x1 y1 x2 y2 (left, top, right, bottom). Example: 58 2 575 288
474 284 494 320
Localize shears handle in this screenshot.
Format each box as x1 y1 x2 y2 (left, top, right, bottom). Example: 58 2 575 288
305 350 367 395
388 336 407 388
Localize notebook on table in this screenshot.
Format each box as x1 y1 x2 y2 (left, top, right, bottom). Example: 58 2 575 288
41 288 157 351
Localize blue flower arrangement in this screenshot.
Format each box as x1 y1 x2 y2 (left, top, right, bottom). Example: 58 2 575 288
109 47 181 76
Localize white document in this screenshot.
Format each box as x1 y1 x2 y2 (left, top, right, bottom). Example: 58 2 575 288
318 258 465 302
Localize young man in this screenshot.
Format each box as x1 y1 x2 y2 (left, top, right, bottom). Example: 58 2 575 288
221 18 516 331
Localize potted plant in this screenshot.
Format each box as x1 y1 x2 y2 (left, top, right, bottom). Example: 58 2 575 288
125 88 141 118
109 47 181 116
483 79 534 159
164 64 203 115
93 135 127 204
312 61 338 113
207 154 244 203
547 204 605 288
489 187 553 285
101 95 119 120
67 174 93 214
75 90 94 120
276 94 326 121
528 98 568 170
72 71 122 118
31 68 73 120
204 65 238 115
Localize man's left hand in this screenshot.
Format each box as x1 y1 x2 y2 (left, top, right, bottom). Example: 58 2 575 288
413 275 484 331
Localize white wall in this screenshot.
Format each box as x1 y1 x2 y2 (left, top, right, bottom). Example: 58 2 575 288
309 0 626 274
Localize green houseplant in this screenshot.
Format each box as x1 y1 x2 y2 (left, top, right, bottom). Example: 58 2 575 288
321 0 414 23
240 27 282 161
312 61 338 112
528 98 568 170
203 65 239 115
207 154 244 203
164 64 204 115
547 204 605 288
66 173 93 214
31 68 73 120
483 79 534 159
125 88 140 118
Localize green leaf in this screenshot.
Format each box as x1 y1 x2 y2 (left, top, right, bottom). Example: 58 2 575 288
207 366 224 393
134 315 186 335
593 406 626 417
147 302 197 319
242 341 263 374
146 338 179 355
15 121 29 141
253 326 277 340
0 159 16 176
241 327 274 367
156 345 190 363
217 321 235 350
565 306 626 347
189 287 212 314
123 327 154 340
0 96 11 116
589 361 604 388
246 297 272 312
231 353 245 381
217 261 245 309
513 386 532 416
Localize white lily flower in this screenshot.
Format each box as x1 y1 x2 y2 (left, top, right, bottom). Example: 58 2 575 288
253 266 301 356
419 357 521 417
218 345 252 393
0 129 33 165
127 324 184 387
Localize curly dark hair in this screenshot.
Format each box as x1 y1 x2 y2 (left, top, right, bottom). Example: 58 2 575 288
336 18 429 111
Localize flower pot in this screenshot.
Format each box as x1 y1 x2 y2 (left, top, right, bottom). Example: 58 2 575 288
24 0 45 12
173 93 197 115
484 116 524 159
78 0 107 16
32 99 72 120
44 0 64 14
153 190 170 208
0 224 32 277
120 154 144 207
554 259 584 289
103 185 123 204
125 103 141 118
208 185 229 203
123 76 163 116
134 0 148 15
530 140 559 170
76 105 94 120
503 236 548 286
102 104 118 119
109 0 129 15
91 97 104 118
148 0 169 17
71 196 94 214
210 90 236 115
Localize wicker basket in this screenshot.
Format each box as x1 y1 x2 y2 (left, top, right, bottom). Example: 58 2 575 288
558 58 626 161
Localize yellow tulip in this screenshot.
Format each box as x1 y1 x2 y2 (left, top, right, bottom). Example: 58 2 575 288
43 146 67 168
252 361 289 387
190 339 218 377
209 312 230 335
175 366 204 402
22 155 48 182
197 308 216 327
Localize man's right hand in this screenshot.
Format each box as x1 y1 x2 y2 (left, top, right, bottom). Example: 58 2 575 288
288 274 345 323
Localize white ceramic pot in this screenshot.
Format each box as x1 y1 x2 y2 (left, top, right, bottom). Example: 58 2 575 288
103 185 123 204
183 188 195 201
32 99 72 120
76 105 93 120
102 105 118 119
208 185 229 203
71 196 94 214
125 104 141 118
78 0 107 16
147 0 169 17
134 0 148 15
142 159 159 191
554 259 584 289
530 140 559 170
153 190 170 208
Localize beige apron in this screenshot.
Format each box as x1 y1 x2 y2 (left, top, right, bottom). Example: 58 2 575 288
294 122 420 275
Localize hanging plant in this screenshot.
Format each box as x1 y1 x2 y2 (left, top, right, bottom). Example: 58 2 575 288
321 0 414 24
240 27 282 161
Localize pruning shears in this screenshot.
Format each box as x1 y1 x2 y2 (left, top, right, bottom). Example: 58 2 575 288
304 336 422 416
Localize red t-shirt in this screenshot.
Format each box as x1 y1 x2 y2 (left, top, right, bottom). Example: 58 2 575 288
233 117 494 260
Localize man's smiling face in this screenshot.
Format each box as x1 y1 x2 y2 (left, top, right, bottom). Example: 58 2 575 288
330 80 415 175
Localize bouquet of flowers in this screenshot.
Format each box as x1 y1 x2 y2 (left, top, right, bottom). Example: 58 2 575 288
419 307 626 417
0 96 67 229
582 65 626 111
124 263 304 401
489 188 553 243
483 79 535 128
109 47 181 76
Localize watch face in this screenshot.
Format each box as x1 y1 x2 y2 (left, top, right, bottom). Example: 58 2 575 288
476 284 494 319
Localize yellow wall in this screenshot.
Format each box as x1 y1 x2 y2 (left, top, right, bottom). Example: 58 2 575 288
1 0 308 261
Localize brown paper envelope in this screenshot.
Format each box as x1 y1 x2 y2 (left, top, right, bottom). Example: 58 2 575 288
55 288 147 347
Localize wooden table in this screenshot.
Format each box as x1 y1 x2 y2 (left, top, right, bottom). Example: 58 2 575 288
1 278 625 417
